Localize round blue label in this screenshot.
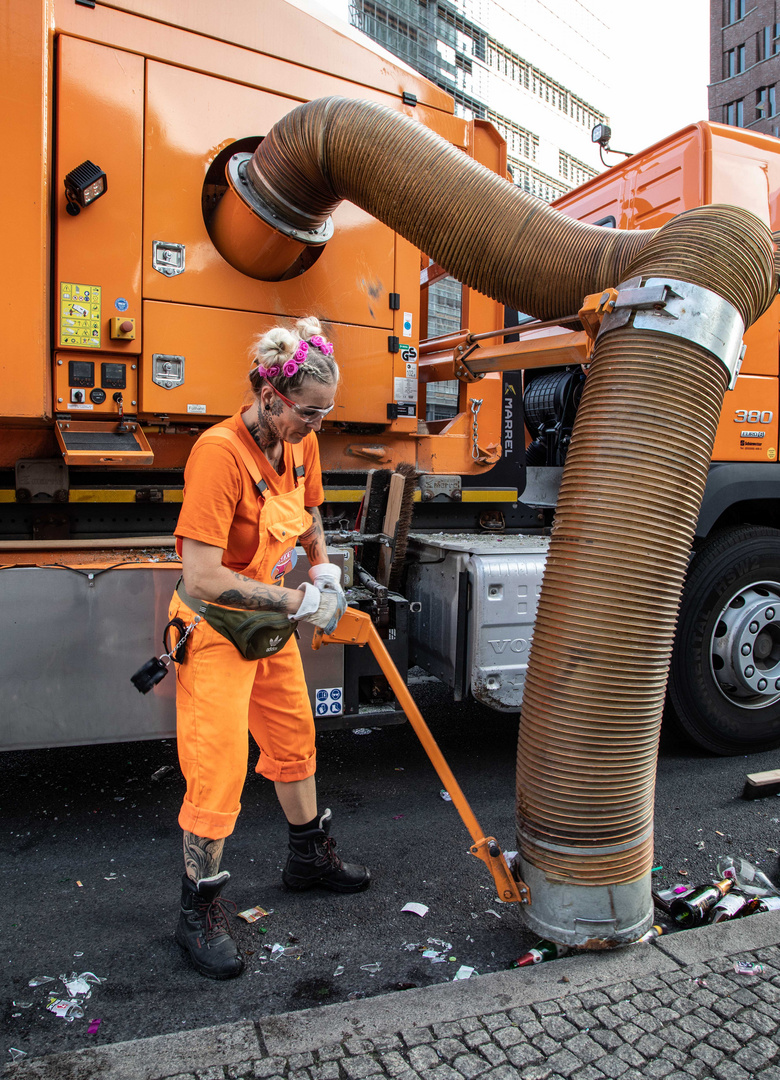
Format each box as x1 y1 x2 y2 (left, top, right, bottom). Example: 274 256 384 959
115 297 129 311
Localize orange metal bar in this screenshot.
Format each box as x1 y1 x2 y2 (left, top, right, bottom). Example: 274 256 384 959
314 610 529 904
420 261 449 288
463 331 590 375
418 331 472 355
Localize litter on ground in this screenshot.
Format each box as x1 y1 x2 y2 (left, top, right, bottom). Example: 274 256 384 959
734 961 764 975
237 905 274 923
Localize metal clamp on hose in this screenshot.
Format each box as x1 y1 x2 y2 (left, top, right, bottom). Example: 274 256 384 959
597 276 746 389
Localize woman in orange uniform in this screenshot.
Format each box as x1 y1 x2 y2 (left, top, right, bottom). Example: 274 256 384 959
169 316 370 980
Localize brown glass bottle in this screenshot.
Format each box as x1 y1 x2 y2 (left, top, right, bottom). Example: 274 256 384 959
739 895 780 916
669 878 732 926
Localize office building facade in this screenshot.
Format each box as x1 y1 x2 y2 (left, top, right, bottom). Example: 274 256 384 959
349 0 608 200
710 0 780 136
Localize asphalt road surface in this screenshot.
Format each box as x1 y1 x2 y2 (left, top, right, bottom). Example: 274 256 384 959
3 679 780 1062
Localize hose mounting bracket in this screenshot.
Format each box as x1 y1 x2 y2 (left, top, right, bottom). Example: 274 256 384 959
597 276 746 390
470 836 531 904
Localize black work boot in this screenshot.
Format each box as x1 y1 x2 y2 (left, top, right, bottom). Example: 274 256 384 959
283 809 371 893
175 871 245 979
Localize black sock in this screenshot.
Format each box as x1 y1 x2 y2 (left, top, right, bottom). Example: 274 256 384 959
288 814 319 834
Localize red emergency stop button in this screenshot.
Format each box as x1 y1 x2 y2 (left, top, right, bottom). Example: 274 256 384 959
110 317 136 340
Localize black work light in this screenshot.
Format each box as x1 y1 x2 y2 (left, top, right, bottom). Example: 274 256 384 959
591 123 612 147
64 160 107 216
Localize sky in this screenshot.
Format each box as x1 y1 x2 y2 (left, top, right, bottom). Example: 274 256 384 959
607 1 710 154
304 0 711 158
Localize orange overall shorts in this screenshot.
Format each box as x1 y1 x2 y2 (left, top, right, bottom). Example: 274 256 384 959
170 428 317 841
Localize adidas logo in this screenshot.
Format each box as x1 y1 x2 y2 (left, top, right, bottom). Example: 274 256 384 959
266 635 283 652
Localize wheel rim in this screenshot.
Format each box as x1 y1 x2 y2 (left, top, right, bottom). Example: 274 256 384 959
711 581 780 708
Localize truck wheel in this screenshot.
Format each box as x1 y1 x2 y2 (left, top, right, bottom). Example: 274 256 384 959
668 525 780 755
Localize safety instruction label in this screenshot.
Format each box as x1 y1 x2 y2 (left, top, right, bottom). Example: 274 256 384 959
315 687 343 716
394 376 417 403
60 283 101 347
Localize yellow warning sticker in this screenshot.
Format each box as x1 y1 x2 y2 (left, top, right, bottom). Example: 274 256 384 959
60 282 101 348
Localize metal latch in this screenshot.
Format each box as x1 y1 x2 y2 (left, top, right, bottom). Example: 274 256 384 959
612 283 675 312
152 354 185 389
152 241 186 277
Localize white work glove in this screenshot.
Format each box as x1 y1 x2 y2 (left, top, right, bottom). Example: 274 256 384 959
290 582 340 634
309 563 348 626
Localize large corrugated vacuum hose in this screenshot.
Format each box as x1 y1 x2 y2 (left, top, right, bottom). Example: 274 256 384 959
219 97 775 945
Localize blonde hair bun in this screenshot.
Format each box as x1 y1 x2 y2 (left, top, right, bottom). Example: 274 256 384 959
252 326 297 369
296 315 325 342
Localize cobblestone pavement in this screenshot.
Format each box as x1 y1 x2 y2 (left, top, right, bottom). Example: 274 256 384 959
7 916 780 1080
192 953 780 1080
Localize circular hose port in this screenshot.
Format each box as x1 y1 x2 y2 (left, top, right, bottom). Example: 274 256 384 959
204 143 331 281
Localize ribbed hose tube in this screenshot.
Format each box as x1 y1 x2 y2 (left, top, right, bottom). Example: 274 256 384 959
245 97 653 321
517 206 774 944
241 98 775 945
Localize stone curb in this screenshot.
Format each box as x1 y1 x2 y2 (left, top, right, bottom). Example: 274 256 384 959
7 911 780 1080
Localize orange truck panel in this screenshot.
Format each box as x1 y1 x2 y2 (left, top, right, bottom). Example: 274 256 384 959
0 1 50 420
142 61 397 328
140 302 397 426
554 122 780 463
80 0 453 112
53 351 139 419
712 375 779 463
553 122 780 230
55 37 144 359
2 0 506 481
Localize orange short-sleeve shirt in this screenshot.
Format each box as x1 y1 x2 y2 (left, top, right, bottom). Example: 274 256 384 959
175 408 325 573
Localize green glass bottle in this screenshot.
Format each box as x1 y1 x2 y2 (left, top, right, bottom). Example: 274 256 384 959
511 939 568 967
670 878 732 926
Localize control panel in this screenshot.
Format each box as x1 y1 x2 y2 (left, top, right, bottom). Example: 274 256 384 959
54 352 138 416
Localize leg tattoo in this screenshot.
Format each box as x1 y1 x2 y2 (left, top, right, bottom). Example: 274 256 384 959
183 832 225 882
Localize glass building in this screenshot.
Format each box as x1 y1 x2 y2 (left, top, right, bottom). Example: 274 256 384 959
347 0 611 415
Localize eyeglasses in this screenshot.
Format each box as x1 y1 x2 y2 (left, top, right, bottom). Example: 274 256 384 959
268 383 335 424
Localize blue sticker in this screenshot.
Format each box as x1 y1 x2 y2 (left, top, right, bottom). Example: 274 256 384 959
316 689 328 701
331 688 342 699
115 297 129 312
316 703 329 715
329 702 342 714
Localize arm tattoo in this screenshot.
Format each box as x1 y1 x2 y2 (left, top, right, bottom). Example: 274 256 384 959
214 570 296 613
183 832 225 882
300 506 328 566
